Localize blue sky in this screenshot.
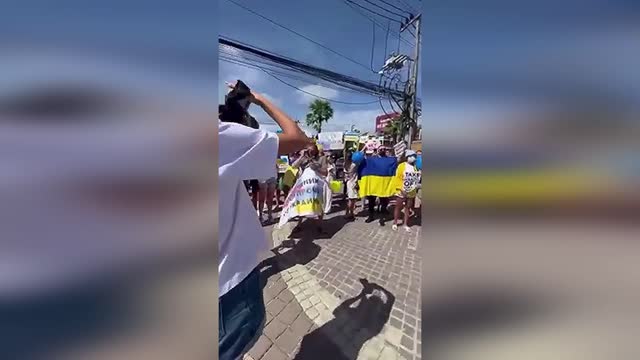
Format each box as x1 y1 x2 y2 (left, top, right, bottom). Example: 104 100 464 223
2 0 638 140
218 0 422 134
219 0 640 139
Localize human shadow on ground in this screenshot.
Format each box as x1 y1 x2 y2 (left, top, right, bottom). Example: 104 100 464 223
288 215 350 241
422 286 553 346
257 238 321 290
293 279 395 360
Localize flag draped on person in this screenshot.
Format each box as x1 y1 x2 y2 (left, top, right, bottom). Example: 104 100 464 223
278 167 332 228
357 157 398 198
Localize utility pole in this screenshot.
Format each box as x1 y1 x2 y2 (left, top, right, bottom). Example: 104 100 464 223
400 14 421 145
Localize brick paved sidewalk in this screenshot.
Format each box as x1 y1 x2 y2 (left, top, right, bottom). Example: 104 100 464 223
244 202 422 360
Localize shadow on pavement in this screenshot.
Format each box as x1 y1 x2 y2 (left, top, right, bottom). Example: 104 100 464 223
422 286 552 345
327 198 347 215
257 238 321 290
293 279 395 360
288 215 350 241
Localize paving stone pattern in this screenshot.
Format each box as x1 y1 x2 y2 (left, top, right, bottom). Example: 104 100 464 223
244 204 422 360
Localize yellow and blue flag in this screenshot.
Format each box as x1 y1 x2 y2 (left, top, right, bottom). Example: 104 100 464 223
357 157 398 198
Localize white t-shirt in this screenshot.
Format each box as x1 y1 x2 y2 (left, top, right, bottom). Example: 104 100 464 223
218 121 279 297
402 163 420 193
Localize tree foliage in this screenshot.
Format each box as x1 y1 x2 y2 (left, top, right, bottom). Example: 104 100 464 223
305 99 334 134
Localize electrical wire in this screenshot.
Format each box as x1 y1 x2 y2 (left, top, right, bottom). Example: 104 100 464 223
341 0 414 47
261 70 381 105
375 0 413 15
220 39 381 93
219 37 404 98
225 0 375 73
355 0 407 19
370 20 376 72
395 0 417 13
220 55 373 95
345 0 402 24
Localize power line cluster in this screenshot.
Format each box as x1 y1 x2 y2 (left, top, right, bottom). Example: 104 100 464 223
342 0 415 48
219 37 405 103
220 0 420 116
226 0 375 73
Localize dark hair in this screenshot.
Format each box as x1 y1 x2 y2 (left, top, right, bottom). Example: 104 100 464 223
219 80 259 129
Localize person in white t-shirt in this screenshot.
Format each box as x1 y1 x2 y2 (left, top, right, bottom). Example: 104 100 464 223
390 150 420 232
219 83 310 360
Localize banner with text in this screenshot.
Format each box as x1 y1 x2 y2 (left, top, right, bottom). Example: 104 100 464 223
278 168 333 228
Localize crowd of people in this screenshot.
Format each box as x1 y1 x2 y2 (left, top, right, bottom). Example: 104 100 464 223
219 80 421 360
243 139 422 232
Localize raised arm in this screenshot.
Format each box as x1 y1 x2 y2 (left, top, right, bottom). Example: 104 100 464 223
251 93 311 155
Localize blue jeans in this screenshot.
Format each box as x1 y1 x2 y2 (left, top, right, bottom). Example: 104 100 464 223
219 268 265 360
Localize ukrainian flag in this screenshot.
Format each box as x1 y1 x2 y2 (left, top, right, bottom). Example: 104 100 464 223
358 157 398 198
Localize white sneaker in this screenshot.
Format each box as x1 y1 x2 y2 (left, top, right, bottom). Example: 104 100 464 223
404 226 411 233
392 224 398 231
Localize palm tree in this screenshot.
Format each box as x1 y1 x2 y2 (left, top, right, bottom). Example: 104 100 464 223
305 99 333 134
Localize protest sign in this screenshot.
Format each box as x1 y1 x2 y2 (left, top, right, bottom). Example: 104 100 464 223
278 168 332 228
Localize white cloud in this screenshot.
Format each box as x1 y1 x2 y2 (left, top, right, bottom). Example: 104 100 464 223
297 84 340 104
219 61 264 89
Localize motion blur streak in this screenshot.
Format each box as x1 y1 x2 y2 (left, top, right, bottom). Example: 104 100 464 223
1 2 218 359
421 1 640 359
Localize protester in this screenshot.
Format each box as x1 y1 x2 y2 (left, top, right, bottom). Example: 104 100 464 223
291 143 329 233
244 179 260 210
344 151 360 221
282 159 298 198
326 155 336 183
361 148 391 226
277 160 333 231
219 81 310 360
275 158 288 208
390 150 421 232
376 147 391 215
258 167 277 225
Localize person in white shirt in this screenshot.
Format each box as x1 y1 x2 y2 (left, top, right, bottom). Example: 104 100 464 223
219 83 310 360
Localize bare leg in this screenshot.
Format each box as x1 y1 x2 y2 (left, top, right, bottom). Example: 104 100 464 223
348 199 356 218
393 196 403 229
403 197 414 231
266 185 275 222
